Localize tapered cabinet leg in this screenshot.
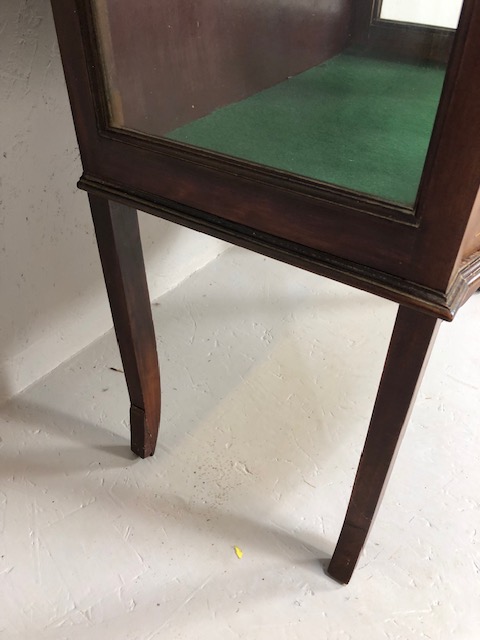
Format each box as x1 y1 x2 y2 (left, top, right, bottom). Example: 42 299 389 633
89 194 160 458
328 306 441 584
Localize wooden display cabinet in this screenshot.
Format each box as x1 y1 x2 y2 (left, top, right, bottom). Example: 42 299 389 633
50 0 480 583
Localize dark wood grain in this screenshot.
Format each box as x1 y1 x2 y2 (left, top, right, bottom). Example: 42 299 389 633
93 0 353 135
90 195 160 457
328 306 440 584
411 0 480 290
52 0 480 299
50 0 480 583
80 175 458 320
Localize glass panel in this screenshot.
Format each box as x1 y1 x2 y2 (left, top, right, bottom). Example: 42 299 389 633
380 0 462 29
93 0 462 206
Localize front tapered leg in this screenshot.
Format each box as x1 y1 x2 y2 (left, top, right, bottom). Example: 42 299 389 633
90 195 160 458
328 306 441 584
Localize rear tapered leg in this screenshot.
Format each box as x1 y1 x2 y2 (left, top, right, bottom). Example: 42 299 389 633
328 305 441 584
90 195 160 458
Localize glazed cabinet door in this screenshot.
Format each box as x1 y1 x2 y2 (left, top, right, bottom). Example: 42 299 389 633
51 0 480 310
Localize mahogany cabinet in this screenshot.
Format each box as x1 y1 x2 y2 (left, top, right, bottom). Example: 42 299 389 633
50 0 480 583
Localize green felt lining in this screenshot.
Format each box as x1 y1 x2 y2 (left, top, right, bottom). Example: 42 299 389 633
166 53 446 205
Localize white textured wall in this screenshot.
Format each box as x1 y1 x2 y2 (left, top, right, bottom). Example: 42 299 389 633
0 0 227 404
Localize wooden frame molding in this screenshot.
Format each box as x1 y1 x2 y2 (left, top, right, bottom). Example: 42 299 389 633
80 176 480 320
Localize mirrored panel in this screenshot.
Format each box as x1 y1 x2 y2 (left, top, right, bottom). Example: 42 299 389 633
92 0 463 206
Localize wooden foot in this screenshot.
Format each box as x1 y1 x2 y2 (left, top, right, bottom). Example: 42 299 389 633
130 404 158 458
328 306 441 584
90 195 160 458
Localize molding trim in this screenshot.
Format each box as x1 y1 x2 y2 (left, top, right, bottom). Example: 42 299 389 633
79 175 474 322
446 251 480 316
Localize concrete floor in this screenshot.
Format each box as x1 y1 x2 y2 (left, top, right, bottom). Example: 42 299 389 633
1 247 479 639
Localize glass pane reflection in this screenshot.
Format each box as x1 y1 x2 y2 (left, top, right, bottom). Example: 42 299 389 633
93 0 461 205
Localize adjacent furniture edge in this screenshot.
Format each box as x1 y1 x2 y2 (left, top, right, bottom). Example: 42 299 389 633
80 176 480 321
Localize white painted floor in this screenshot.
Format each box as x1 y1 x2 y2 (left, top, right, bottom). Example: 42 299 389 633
1 247 479 639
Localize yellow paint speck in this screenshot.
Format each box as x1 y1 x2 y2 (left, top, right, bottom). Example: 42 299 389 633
234 546 243 559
